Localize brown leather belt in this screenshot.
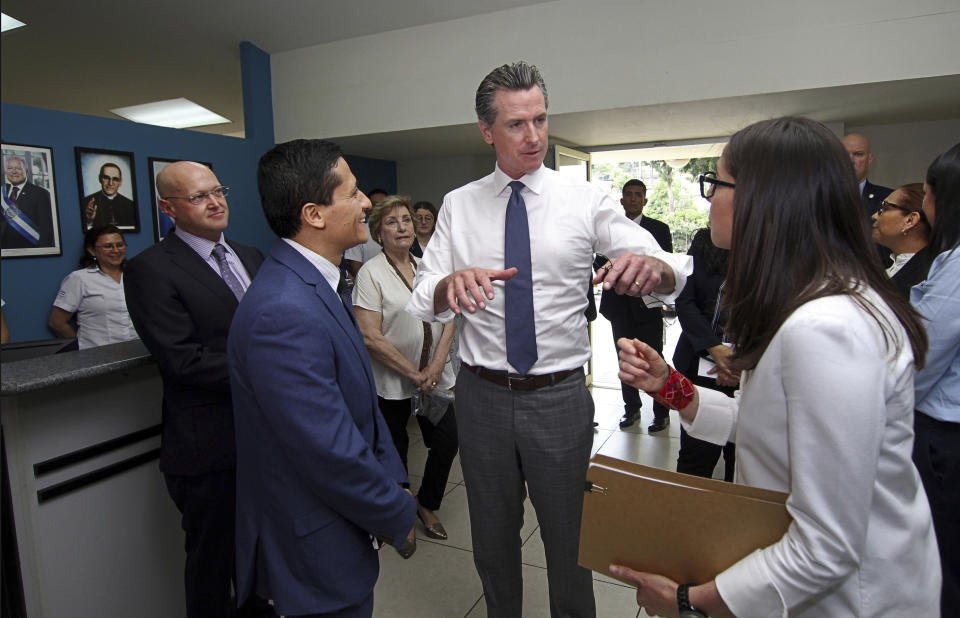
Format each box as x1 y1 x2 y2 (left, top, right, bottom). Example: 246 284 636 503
463 363 580 391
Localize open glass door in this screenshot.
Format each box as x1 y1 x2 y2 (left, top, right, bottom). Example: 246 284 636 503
546 145 596 386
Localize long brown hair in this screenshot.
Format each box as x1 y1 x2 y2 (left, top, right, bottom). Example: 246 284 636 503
722 117 927 369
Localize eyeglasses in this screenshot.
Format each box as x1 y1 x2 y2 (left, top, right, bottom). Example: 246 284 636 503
99 174 122 184
699 172 736 199
162 186 230 205
413 214 434 222
95 242 126 250
878 200 927 222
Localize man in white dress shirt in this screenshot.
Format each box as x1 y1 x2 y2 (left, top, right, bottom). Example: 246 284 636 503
407 61 691 617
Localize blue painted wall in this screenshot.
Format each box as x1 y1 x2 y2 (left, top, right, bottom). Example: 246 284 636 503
1 42 397 342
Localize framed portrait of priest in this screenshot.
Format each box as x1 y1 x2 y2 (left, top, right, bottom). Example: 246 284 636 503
2 143 62 258
75 147 140 233
148 158 213 242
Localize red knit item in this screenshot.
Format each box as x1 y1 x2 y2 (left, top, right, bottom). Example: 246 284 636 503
649 367 695 410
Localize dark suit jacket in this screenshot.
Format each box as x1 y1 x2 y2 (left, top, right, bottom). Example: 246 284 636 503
861 180 893 218
123 231 264 475
672 229 726 380
2 182 54 249
84 190 137 229
599 215 673 326
228 239 414 616
891 246 933 299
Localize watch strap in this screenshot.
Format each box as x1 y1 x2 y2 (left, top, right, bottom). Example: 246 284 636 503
677 583 707 617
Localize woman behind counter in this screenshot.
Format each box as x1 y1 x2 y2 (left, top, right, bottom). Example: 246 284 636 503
871 182 932 298
612 117 939 617
353 196 459 557
48 224 139 349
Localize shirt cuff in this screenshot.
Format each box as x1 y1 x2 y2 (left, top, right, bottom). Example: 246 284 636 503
651 251 692 304
405 273 455 324
716 549 787 618
682 386 737 445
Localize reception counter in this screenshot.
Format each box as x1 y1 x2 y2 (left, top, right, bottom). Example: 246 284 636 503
1 340 185 617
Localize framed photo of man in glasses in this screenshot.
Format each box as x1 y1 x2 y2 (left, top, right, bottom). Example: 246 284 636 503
75 147 140 233
2 142 62 257
148 157 213 242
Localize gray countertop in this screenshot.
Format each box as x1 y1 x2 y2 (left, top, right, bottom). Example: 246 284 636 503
1 339 156 395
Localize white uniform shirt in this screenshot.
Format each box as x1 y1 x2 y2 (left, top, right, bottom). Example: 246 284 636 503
406 163 691 374
354 252 455 399
685 290 940 617
53 267 139 349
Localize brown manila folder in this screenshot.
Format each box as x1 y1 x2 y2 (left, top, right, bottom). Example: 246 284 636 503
579 454 791 585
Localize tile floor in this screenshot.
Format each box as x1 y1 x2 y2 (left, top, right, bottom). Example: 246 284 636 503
370 312 714 617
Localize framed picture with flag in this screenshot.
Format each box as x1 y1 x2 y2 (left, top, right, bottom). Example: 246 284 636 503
2 143 62 258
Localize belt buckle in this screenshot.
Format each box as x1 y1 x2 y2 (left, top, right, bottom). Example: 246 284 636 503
506 375 516 391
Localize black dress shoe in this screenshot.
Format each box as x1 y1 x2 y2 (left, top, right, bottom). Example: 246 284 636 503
619 411 639 429
648 416 670 433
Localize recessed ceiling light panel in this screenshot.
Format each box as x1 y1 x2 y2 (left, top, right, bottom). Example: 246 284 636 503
1 13 26 32
110 97 230 129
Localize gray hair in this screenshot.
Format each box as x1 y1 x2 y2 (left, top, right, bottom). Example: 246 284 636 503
4 155 26 167
475 61 548 127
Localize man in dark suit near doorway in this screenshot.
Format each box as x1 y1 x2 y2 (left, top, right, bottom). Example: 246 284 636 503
229 139 415 618
599 179 673 431
83 162 137 229
123 161 275 618
2 155 55 249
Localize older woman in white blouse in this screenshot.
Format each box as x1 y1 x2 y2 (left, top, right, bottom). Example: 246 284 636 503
353 196 458 558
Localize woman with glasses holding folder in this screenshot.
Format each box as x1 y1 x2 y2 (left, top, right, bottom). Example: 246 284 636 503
612 117 939 617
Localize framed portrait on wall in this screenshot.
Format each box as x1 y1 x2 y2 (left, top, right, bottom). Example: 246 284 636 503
75 147 140 234
2 142 62 258
148 158 213 242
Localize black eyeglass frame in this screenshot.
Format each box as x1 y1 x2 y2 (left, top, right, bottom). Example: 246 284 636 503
699 172 736 199
877 199 927 223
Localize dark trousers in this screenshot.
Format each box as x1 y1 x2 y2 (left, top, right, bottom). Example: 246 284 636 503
377 396 458 510
677 427 736 481
676 376 736 481
289 593 373 618
610 317 667 420
913 411 960 617
164 470 275 618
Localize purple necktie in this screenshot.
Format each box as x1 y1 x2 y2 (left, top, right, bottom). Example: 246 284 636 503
504 181 538 375
9 186 20 202
211 243 245 301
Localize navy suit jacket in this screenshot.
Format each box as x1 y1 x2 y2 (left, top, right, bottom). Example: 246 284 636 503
599 215 673 325
2 182 55 249
228 239 415 616
861 179 893 218
124 231 264 475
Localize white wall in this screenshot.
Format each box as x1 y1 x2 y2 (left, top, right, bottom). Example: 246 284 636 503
847 118 960 189
397 153 495 205
271 0 960 142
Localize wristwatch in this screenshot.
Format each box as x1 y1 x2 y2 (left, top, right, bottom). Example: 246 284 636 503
678 583 707 617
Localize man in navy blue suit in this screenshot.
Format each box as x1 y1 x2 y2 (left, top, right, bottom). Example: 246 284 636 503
228 139 416 618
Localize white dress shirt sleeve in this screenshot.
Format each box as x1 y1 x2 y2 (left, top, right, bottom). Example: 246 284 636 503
592 193 691 302
407 193 457 324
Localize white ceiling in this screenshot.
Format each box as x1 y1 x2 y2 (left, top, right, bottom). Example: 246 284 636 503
2 0 958 160
0 0 555 138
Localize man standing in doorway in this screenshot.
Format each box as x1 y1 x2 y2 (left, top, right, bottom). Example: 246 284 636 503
841 133 893 218
599 179 673 431
407 61 690 617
